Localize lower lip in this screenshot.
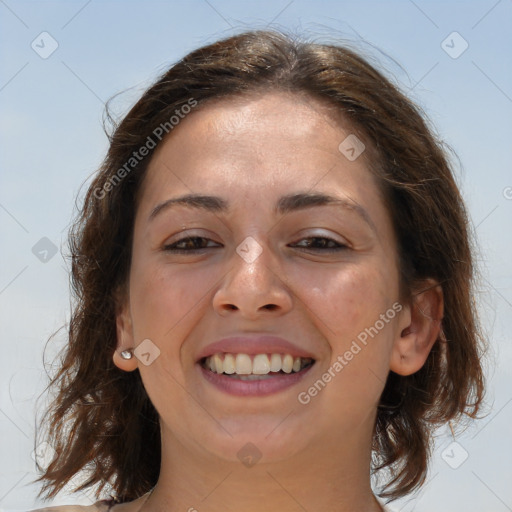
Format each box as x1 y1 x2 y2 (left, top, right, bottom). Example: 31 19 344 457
198 363 314 396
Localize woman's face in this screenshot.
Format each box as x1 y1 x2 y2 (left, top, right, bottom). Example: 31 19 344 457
117 91 407 465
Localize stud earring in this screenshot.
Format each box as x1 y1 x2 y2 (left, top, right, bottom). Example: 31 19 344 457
120 349 133 360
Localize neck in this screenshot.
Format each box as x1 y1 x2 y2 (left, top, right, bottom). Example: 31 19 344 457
143 423 384 512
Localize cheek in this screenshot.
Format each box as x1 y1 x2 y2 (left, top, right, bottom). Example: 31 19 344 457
295 262 398 341
127 263 214 408
128 260 211 344
305 265 399 411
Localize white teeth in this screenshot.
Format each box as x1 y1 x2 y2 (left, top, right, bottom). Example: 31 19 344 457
223 353 236 374
213 353 223 373
203 352 313 376
269 353 282 372
282 354 293 373
252 354 271 374
235 354 252 374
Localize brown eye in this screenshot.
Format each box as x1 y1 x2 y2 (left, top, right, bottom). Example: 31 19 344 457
163 236 221 253
291 237 347 252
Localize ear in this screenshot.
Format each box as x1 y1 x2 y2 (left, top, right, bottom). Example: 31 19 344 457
113 290 138 372
390 279 444 376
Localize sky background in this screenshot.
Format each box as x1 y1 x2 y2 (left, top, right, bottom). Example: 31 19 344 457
0 1 511 511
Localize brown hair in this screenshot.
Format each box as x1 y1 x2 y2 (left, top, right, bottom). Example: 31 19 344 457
37 29 485 503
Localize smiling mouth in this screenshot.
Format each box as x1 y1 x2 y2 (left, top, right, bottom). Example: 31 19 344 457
200 353 315 380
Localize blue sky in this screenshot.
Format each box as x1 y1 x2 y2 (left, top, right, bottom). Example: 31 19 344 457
1 1 511 511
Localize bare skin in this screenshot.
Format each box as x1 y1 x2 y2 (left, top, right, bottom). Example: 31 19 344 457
113 91 443 512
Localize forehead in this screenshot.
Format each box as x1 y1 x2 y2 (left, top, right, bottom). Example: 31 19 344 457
140 91 382 208
196 91 345 139
177 91 354 159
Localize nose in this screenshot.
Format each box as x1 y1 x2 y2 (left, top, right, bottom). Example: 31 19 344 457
212 237 293 319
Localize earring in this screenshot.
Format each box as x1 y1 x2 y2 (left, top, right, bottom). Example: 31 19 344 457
120 349 133 360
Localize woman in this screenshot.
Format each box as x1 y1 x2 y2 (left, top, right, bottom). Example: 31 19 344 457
33 29 485 511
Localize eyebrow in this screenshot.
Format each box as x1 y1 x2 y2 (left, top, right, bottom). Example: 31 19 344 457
148 192 376 232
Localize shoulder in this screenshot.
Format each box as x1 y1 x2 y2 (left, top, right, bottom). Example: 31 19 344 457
29 500 113 512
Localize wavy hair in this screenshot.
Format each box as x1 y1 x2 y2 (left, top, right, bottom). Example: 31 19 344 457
37 29 485 502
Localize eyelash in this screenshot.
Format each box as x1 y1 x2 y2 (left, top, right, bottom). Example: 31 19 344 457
163 236 348 254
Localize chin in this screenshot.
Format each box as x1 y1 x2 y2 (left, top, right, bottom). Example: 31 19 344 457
195 415 313 466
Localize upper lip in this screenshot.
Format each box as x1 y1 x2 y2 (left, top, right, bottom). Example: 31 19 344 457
196 335 316 362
